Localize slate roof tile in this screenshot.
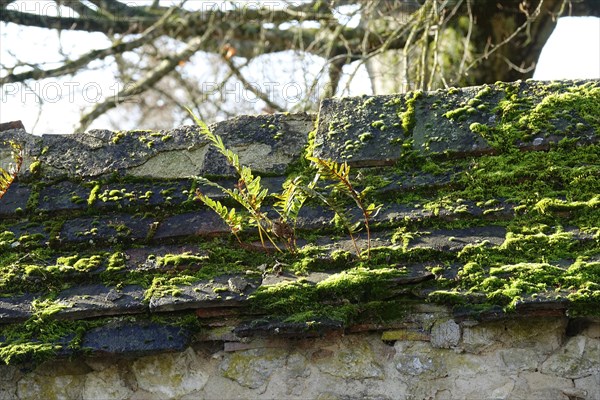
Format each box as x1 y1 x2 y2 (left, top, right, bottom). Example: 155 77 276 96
0 79 598 364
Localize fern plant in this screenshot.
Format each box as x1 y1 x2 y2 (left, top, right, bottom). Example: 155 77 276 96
0 141 23 200
272 174 319 252
189 110 313 253
307 157 381 259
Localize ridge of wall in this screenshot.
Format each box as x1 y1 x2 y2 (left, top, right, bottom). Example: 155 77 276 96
0 79 599 399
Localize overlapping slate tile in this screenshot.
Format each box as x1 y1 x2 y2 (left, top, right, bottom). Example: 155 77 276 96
313 81 598 166
124 244 208 272
40 127 209 179
408 226 507 252
149 276 259 313
55 284 146 320
152 210 229 240
81 322 190 355
0 221 48 248
0 293 34 323
234 319 344 338
94 181 191 210
203 113 312 176
60 214 152 244
37 181 89 212
0 182 30 216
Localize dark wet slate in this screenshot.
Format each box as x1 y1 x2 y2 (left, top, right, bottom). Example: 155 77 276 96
409 226 507 251
55 284 146 320
0 221 48 246
153 211 229 240
82 322 190 355
0 293 34 323
149 276 259 313
234 319 344 338
95 181 191 210
0 182 30 216
60 214 151 244
38 181 89 212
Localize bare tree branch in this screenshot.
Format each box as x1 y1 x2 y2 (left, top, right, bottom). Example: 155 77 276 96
75 32 210 132
1 7 175 84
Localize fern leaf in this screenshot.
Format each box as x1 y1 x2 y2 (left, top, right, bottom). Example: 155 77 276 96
0 141 23 200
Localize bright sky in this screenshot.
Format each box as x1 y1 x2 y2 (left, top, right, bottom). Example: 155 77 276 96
533 17 600 80
0 9 599 134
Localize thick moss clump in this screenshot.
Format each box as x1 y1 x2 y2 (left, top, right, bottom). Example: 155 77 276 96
249 267 407 324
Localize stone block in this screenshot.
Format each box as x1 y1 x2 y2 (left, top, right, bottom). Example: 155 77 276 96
220 347 287 389
431 319 461 348
83 366 133 400
17 374 85 400
315 340 384 380
541 336 600 379
132 347 209 398
381 329 430 342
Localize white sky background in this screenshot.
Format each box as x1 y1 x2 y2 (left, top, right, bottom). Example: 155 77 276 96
0 1 598 135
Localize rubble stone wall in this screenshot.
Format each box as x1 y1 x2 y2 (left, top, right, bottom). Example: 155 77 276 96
1 79 599 399
1 315 599 400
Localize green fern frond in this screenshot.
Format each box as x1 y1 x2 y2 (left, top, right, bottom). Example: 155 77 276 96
308 157 380 259
188 109 281 252
0 141 23 200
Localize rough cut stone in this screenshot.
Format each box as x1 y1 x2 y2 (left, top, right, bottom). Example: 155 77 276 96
220 347 287 389
17 374 85 400
430 319 461 348
541 335 600 379
316 339 384 380
82 366 133 400
132 347 209 398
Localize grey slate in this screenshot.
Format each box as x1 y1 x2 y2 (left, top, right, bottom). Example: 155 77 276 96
60 214 152 244
38 180 89 212
409 226 507 251
153 210 230 240
0 182 30 216
0 293 34 323
204 113 313 176
55 284 146 320
149 276 259 313
82 322 190 355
